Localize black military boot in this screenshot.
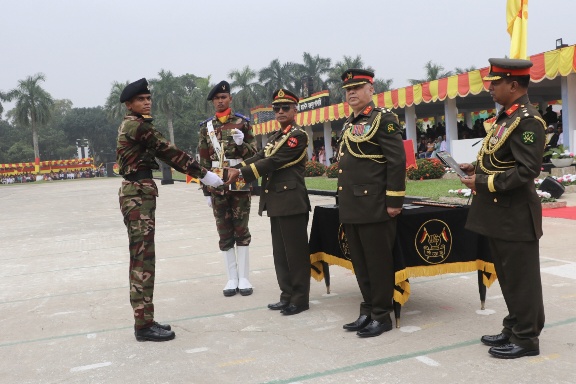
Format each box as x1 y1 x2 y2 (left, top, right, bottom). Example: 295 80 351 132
135 324 176 342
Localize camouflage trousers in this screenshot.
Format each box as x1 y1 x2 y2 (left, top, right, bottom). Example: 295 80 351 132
119 192 157 330
210 191 252 251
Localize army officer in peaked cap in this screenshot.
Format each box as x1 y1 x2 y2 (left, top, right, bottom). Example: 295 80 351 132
459 58 546 359
337 68 406 338
117 78 224 342
227 89 312 316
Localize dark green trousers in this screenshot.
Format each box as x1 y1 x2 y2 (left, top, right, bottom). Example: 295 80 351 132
489 237 545 349
345 220 396 322
270 213 310 306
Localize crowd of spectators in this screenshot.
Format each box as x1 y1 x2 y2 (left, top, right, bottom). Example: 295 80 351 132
1 167 105 184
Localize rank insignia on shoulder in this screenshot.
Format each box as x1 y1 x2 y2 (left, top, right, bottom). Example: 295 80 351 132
522 131 535 144
287 137 298 147
142 114 153 121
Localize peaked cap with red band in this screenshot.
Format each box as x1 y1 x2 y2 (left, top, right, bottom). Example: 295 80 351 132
483 58 533 81
341 68 375 89
272 89 299 104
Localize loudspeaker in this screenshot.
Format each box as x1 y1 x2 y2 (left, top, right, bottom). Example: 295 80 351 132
539 176 565 198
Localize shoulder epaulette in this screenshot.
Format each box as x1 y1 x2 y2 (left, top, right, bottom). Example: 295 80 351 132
376 107 393 114
234 112 251 122
198 116 214 127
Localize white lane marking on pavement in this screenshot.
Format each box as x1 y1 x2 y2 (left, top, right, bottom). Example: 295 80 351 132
415 356 440 366
552 283 570 287
185 347 208 354
70 362 112 372
207 261 219 265
476 309 496 315
459 275 470 279
309 300 320 305
400 326 421 333
488 295 503 300
542 264 576 280
179 245 193 249
403 310 421 315
49 311 75 317
321 292 337 297
241 326 262 332
541 256 576 264
312 325 337 331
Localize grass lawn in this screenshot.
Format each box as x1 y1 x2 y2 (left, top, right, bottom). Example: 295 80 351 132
155 170 466 201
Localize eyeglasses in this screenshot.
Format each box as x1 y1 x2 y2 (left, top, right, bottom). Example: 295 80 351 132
273 105 292 113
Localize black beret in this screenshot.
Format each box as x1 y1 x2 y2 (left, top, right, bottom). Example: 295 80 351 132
120 78 151 103
271 89 299 104
341 68 375 88
483 58 533 81
207 80 230 100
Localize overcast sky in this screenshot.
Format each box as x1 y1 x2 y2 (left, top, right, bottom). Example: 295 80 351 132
1 0 573 113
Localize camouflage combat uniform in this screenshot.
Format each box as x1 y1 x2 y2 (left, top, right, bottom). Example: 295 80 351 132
197 111 257 251
117 112 207 329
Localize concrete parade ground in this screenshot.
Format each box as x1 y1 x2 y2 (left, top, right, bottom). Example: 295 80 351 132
0 178 575 384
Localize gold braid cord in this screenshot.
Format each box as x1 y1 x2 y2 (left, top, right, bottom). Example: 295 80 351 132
264 129 309 169
341 112 387 163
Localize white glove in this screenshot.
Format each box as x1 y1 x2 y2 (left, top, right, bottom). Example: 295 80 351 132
232 129 244 146
205 196 212 208
200 171 224 188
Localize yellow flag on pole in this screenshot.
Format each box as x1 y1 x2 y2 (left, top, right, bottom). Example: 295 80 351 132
507 0 529 59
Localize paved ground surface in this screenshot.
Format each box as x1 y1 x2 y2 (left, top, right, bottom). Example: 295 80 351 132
1 178 575 384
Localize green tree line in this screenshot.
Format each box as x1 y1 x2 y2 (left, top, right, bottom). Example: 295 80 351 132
0 54 466 165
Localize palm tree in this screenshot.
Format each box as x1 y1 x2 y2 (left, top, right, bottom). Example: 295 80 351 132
326 55 372 104
373 78 394 93
104 80 129 122
259 59 297 97
149 69 185 144
228 66 261 114
408 61 453 85
5 73 54 162
293 52 332 96
0 90 7 116
454 65 478 74
188 75 213 117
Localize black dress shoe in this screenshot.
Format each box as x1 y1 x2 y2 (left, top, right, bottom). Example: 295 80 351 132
343 315 371 331
223 288 238 297
134 321 171 331
480 333 510 346
488 343 539 359
281 304 309 316
356 319 393 338
239 288 253 296
268 301 289 310
135 324 176 342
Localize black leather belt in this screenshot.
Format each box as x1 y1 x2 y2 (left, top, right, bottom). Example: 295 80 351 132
123 169 153 181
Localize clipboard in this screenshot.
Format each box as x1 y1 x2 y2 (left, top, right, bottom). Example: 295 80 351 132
435 151 468 178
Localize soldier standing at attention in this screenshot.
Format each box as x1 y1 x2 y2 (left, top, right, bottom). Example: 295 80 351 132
459 58 546 359
227 89 311 316
337 69 406 338
117 78 223 342
197 81 257 297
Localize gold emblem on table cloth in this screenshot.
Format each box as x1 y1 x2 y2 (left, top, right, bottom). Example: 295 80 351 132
338 224 352 261
414 219 452 264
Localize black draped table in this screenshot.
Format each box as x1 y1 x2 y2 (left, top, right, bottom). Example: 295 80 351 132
309 201 496 323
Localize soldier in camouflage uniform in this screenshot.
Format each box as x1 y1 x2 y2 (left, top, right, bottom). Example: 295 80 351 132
117 78 224 342
197 81 257 297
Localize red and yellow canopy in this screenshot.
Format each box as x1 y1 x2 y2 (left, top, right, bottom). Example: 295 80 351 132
252 45 576 135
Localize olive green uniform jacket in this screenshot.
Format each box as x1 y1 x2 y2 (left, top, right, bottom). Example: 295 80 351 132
239 123 311 217
466 95 546 240
337 102 406 223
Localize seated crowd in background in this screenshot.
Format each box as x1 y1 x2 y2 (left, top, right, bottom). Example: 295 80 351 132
1 167 105 184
